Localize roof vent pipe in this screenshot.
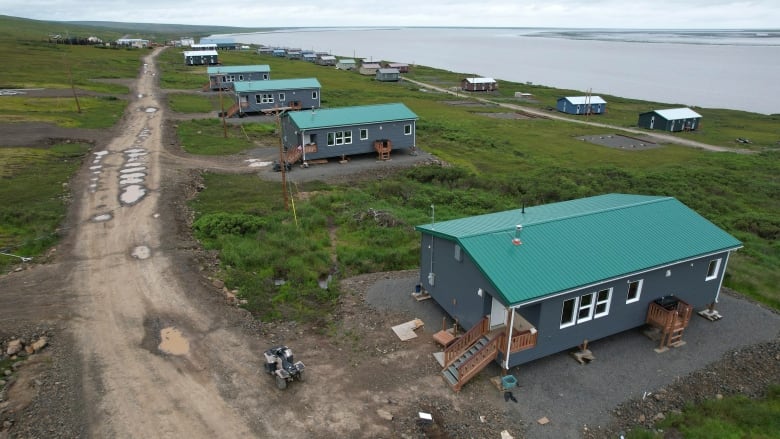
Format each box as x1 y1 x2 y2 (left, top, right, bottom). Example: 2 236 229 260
512 225 523 246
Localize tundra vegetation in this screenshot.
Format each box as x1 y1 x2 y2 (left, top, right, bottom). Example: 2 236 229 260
0 15 778 436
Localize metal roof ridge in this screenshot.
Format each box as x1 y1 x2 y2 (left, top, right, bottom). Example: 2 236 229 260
458 195 674 239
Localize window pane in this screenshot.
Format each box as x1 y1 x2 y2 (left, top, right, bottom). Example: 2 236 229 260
561 298 576 326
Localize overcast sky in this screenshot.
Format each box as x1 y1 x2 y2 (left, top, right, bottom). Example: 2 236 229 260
4 0 779 29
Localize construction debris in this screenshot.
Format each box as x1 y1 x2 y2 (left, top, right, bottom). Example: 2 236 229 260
391 318 424 341
571 340 595 364
537 417 550 425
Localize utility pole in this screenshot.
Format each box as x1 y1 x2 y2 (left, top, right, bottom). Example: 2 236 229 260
276 108 289 210
65 55 81 113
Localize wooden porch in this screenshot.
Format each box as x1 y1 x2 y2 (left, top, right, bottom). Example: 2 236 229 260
441 314 538 391
645 296 693 352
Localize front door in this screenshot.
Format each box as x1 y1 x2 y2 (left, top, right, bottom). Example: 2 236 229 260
490 296 507 329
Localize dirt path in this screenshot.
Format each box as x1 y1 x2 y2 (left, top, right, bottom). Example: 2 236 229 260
401 77 754 154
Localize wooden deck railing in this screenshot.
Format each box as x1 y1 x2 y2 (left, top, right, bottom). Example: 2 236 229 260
443 316 489 367
507 330 538 353
646 299 692 331
453 336 500 391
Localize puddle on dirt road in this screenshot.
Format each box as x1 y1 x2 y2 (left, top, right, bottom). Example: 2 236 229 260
131 245 151 260
244 159 272 168
120 166 147 174
92 213 112 222
119 184 147 205
158 327 190 355
144 107 158 113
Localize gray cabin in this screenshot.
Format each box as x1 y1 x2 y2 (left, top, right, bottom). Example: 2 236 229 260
415 194 741 390
359 63 382 76
279 103 418 164
638 108 702 132
200 37 239 50
206 65 270 91
184 50 219 66
386 62 410 73
317 55 337 66
557 96 607 115
336 59 357 70
375 68 401 82
461 77 497 92
226 78 321 118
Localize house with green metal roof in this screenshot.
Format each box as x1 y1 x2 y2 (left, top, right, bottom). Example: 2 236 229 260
279 103 418 163
415 194 742 390
206 65 270 91
228 78 321 117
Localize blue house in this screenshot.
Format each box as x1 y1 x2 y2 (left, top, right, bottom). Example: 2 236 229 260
272 49 287 57
279 103 418 164
376 68 401 82
638 108 703 132
557 96 607 115
206 65 270 90
226 78 321 117
415 194 741 390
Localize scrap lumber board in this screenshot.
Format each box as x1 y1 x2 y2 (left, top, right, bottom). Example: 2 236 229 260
392 318 425 341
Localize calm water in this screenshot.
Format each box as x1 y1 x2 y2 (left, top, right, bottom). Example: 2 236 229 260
221 28 780 114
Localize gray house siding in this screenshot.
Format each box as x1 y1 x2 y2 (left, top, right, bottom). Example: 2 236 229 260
638 112 701 132
556 98 605 115
209 70 269 90
237 88 320 114
418 231 734 368
281 117 416 160
185 54 218 65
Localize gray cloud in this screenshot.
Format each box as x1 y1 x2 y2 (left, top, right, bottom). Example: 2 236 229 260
2 0 778 28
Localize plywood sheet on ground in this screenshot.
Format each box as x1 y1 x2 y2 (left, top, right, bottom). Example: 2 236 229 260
392 318 424 341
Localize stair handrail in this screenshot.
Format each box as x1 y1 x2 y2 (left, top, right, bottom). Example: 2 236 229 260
453 336 500 391
443 316 489 367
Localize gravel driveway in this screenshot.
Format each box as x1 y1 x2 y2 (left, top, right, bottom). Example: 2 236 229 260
367 275 780 438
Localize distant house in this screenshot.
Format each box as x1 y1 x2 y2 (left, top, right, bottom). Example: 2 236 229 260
227 78 321 117
386 62 410 73
638 108 703 132
302 53 317 63
557 96 607 115
415 194 742 390
317 55 337 66
116 38 150 48
180 37 195 47
184 50 219 66
375 68 401 82
279 103 418 164
190 43 217 51
359 63 382 76
461 77 497 92
336 59 357 70
206 65 270 91
272 48 287 57
286 50 303 60
200 37 240 50
256 47 274 55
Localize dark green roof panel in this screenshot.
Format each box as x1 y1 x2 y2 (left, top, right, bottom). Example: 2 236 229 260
287 103 418 130
416 194 742 305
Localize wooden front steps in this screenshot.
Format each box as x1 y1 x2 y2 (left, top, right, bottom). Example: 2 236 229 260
441 335 500 391
645 296 693 352
374 139 392 160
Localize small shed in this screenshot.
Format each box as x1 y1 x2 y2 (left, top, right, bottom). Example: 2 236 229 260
557 96 607 115
386 62 410 73
461 77 497 92
184 50 219 66
359 63 382 76
280 103 418 162
286 50 303 60
638 108 702 132
229 78 321 117
376 68 401 82
206 65 270 90
256 47 274 55
200 38 239 50
317 55 337 66
303 53 317 63
272 49 287 57
336 59 357 70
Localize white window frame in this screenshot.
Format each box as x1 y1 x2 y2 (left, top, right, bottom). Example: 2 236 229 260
312 91 318 99
626 279 643 304
360 128 368 140
705 258 722 281
594 288 612 318
577 293 595 323
256 93 273 104
238 74 244 81
404 124 412 135
560 297 578 329
279 92 286 101
454 244 462 262
327 130 352 146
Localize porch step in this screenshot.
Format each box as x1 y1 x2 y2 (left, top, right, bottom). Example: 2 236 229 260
442 368 458 386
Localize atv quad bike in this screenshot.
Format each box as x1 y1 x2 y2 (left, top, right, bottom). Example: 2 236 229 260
263 345 305 390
